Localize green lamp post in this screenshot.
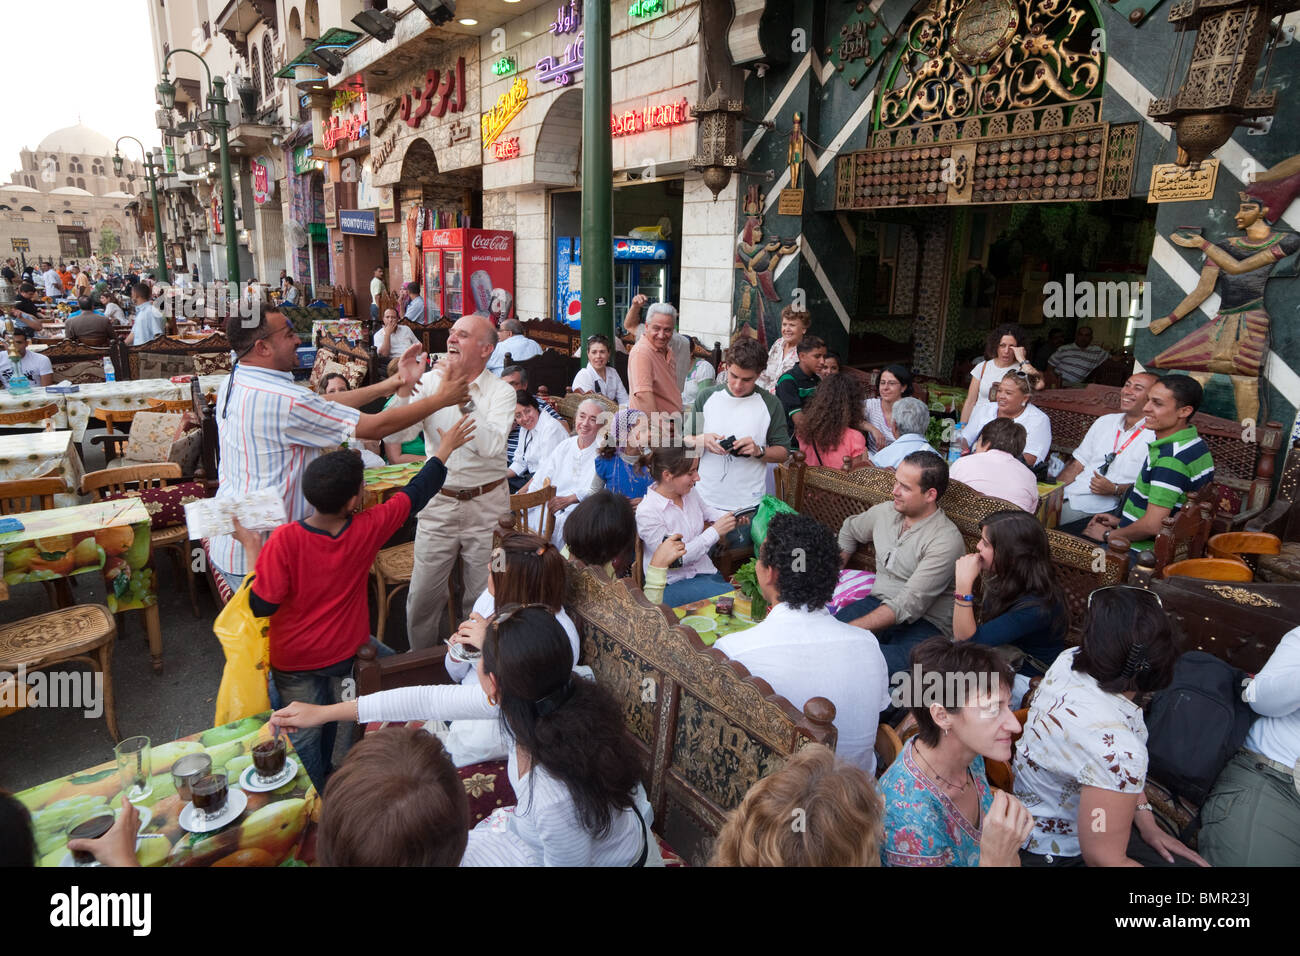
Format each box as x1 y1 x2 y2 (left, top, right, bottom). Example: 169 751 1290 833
113 136 168 286
156 49 240 295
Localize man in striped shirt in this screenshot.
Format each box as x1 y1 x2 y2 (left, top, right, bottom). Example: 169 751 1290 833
209 308 468 592
1082 374 1214 554
1048 326 1112 384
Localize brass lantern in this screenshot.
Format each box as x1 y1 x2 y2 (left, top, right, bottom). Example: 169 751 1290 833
689 83 746 201
1149 0 1300 167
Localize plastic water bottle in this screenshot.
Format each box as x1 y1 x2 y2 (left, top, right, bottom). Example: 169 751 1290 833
103 356 116 383
947 421 963 463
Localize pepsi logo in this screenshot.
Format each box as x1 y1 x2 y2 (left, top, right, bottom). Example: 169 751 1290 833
567 299 582 317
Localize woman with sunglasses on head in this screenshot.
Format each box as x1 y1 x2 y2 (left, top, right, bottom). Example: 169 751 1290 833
441 533 582 765
1013 587 1208 867
272 605 660 866
962 371 1052 468
960 323 1045 426
951 510 1068 706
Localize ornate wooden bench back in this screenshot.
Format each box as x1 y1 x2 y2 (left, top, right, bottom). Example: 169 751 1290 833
41 338 112 383
1150 577 1296 673
566 563 837 865
778 459 1129 633
523 317 582 356
119 333 232 380
509 348 579 399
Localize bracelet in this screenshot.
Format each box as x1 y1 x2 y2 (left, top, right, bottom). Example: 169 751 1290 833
1136 802 1153 813
954 592 975 603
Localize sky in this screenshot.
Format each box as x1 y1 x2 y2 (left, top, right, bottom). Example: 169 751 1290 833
0 0 162 180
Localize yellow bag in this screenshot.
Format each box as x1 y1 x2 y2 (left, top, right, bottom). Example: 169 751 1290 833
213 575 272 725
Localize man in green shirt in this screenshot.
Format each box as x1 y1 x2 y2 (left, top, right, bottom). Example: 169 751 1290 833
1082 374 1214 554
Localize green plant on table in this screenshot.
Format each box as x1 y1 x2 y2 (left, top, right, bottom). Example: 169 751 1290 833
730 558 767 621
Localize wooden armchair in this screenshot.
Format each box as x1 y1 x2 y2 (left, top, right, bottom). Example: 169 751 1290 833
0 477 64 514
1117 486 1215 578
1246 440 1300 583
507 480 556 541
521 316 582 356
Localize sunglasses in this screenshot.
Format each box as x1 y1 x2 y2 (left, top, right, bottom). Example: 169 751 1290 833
1086 585 1164 611
1097 451 1117 477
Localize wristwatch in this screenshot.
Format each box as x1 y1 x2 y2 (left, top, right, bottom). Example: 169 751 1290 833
752 444 766 459
1103 530 1112 543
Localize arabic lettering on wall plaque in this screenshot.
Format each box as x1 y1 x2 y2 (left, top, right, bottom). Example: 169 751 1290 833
483 76 528 148
400 56 466 129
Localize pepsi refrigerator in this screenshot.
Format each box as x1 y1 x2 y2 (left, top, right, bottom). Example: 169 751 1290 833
555 236 671 329
421 228 515 323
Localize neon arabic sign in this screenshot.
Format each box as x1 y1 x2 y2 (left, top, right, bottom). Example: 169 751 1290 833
400 56 466 129
549 1 581 35
482 76 528 148
493 137 520 160
611 98 691 137
537 33 583 86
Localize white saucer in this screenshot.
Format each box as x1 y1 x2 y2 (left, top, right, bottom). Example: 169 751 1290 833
178 787 248 833
238 757 299 793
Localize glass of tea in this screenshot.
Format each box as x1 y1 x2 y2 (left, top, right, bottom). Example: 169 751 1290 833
190 772 228 822
171 753 212 803
68 812 115 865
251 738 286 781
114 736 153 803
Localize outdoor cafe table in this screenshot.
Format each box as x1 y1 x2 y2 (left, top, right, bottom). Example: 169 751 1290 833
0 375 228 439
673 571 878 646
0 497 164 671
361 459 425 509
0 429 85 507
16 711 320 867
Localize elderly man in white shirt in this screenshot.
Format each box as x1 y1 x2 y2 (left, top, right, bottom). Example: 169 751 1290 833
385 313 517 649
507 390 568 491
522 399 603 550
714 513 891 775
488 318 542 376
1054 371 1158 533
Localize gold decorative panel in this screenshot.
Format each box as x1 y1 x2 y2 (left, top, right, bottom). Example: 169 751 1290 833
671 690 786 812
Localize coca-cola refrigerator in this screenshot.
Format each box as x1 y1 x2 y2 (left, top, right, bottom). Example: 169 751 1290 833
421 228 515 323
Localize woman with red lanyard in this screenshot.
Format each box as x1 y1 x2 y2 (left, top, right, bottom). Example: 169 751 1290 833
1055 372 1159 533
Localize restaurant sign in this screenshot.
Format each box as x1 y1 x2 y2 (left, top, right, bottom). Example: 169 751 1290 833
251 155 274 205
493 137 521 160
339 209 378 236
293 146 321 175
400 57 466 129
611 98 691 137
483 76 528 148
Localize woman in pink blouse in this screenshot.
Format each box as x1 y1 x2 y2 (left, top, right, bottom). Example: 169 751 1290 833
797 372 868 468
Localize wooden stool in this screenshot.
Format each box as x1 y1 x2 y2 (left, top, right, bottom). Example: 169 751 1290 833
0 604 119 741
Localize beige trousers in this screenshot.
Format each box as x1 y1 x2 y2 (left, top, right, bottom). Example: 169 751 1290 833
407 484 510 650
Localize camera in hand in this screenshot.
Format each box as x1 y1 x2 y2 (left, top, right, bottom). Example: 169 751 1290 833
718 435 743 456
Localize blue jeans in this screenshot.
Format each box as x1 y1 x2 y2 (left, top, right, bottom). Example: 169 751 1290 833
271 638 395 792
663 572 733 608
834 595 942 675
370 303 379 321
218 568 246 597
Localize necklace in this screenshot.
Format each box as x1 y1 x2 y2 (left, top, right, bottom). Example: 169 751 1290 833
916 743 972 794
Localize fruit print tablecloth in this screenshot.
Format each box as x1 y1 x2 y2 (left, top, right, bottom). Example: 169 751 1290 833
17 712 319 867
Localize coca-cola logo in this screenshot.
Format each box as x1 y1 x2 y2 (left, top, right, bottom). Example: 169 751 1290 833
470 234 511 251
428 232 452 245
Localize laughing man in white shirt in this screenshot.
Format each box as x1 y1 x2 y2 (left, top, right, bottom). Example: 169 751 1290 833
714 513 891 775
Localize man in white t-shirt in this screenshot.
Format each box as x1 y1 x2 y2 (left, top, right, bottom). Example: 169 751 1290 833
715 513 890 775
373 307 420 359
369 267 386 322
1055 371 1158 533
125 282 166 345
689 336 790 513
41 262 62 300
0 327 54 387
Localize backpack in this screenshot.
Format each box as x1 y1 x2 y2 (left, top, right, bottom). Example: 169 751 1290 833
1145 651 1256 807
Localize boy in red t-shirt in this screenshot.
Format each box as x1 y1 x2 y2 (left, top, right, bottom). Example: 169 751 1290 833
233 415 474 790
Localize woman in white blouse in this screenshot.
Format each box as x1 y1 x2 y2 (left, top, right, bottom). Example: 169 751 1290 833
99 290 128 325
861 364 914 453
273 605 661 866
963 372 1053 467
1013 587 1208 867
756 306 810 393
959 323 1045 425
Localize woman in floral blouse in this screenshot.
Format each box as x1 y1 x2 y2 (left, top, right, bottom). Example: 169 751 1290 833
755 306 810 393
1013 587 1208 867
879 639 1033 866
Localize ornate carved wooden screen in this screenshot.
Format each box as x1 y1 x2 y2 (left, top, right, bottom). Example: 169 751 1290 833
835 0 1140 209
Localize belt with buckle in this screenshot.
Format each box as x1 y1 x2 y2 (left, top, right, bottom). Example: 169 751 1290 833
1242 748 1299 786
439 477 506 501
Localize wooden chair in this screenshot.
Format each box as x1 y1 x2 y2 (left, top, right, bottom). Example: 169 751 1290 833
0 402 60 427
1161 557 1254 582
874 723 903 778
1207 531 1282 581
508 480 555 541
1150 576 1298 673
147 398 194 414
0 477 64 514
92 406 142 436
82 463 200 617
0 604 119 740
371 543 415 646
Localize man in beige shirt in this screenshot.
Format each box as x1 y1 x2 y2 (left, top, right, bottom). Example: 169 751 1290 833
835 449 965 675
628 302 682 416
385 314 517 649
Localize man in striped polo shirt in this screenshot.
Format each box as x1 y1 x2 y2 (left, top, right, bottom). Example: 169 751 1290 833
1082 374 1214 554
1049 326 1112 385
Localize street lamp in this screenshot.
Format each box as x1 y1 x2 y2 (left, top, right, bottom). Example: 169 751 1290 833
114 136 168 285
157 48 240 291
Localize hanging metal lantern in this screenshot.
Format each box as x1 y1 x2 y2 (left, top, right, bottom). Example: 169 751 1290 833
689 83 746 201
1149 0 1299 167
